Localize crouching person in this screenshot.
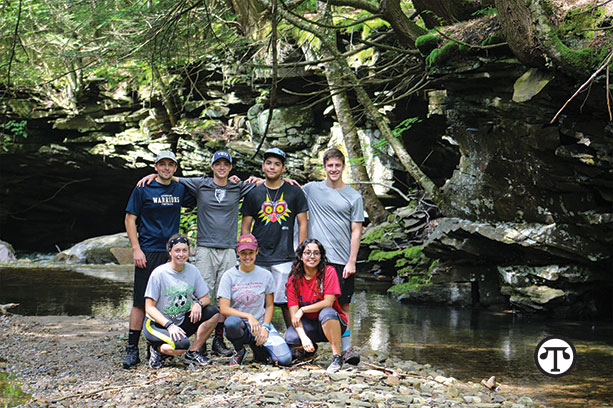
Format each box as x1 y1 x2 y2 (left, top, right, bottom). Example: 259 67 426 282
143 234 220 368
218 234 292 366
284 239 347 373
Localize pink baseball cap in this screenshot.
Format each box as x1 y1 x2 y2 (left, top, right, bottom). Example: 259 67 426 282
237 234 258 252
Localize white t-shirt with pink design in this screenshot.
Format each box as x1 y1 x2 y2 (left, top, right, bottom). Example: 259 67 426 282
217 265 275 324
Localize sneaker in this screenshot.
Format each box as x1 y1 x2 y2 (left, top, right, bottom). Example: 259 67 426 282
212 335 233 357
149 345 164 369
342 346 360 365
123 344 140 369
184 350 212 366
229 347 247 366
327 354 343 373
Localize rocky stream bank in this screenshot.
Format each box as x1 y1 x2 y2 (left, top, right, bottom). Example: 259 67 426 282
0 314 546 408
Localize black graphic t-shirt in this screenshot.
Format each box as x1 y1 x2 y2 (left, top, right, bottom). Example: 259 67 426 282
241 183 308 266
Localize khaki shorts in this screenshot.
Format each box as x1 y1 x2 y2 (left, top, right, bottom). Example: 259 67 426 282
258 262 292 305
195 247 237 303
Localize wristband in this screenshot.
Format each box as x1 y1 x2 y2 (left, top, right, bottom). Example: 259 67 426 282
164 320 173 329
262 323 271 330
196 300 204 307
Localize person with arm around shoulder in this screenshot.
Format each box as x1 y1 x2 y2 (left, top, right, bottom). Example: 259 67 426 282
240 147 308 329
284 239 347 373
218 234 292 366
302 147 363 365
123 150 195 369
143 234 220 369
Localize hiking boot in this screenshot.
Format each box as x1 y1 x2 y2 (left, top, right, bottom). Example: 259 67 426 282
250 344 271 364
123 344 140 369
342 346 360 365
198 342 208 356
229 347 247 366
149 345 164 369
327 354 343 373
184 350 211 366
212 335 233 357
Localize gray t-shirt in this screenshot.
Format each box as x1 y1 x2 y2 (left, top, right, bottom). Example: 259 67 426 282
144 262 209 325
303 181 364 265
217 265 275 324
179 177 256 248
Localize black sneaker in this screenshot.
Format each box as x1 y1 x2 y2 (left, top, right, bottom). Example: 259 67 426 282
149 345 164 369
229 347 247 366
123 344 140 369
342 346 360 365
212 335 233 357
184 350 212 366
327 354 343 373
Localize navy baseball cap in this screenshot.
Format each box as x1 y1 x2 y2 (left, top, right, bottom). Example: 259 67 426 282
211 150 232 165
264 147 286 164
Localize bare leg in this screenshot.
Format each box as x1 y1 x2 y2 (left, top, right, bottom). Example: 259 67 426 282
280 305 292 329
129 306 145 330
190 313 219 351
321 319 342 355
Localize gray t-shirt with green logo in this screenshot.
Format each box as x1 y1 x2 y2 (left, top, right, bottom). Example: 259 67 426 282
144 262 209 325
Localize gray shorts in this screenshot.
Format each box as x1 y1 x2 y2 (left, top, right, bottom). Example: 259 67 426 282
195 247 237 303
258 262 292 305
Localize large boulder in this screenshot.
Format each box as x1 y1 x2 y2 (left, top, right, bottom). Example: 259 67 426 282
54 232 130 264
0 240 16 263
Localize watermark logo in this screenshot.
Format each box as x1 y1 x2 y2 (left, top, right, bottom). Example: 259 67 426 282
534 336 576 377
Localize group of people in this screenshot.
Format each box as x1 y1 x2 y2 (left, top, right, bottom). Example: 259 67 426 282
123 146 364 373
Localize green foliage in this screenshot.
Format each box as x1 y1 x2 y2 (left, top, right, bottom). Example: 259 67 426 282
415 34 441 54
0 120 28 152
179 207 198 242
387 277 432 295
482 33 506 47
0 371 31 406
361 223 396 245
392 117 421 136
472 7 497 18
426 41 459 66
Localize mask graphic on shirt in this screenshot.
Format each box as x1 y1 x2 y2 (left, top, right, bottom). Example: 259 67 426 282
215 188 226 203
258 193 291 224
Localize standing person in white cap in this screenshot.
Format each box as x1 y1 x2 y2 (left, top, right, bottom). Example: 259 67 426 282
137 149 256 357
123 151 195 368
241 147 308 328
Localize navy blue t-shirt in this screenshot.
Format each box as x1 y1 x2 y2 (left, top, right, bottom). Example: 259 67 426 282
125 180 194 252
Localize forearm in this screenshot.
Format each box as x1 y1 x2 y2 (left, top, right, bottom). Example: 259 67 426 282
145 302 171 327
263 303 274 325
298 299 334 314
241 216 253 235
125 214 140 250
348 222 362 264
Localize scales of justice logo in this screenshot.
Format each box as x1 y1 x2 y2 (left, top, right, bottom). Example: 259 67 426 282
258 193 291 224
534 336 577 377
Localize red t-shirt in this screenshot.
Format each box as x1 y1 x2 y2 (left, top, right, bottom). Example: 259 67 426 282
286 265 347 324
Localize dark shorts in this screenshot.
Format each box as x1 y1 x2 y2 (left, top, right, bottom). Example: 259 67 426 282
284 307 347 347
330 263 354 305
133 251 168 307
143 305 219 350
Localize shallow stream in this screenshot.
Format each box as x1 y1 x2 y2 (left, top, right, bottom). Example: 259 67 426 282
0 265 611 407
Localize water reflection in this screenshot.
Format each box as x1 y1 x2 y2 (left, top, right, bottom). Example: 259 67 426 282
0 267 611 406
351 283 613 407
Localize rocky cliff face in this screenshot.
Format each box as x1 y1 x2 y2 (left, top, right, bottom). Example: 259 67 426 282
421 59 612 317
1 53 610 317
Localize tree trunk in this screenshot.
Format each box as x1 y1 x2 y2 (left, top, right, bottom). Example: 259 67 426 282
379 0 427 48
494 0 545 67
152 64 179 127
318 1 389 224
412 0 480 28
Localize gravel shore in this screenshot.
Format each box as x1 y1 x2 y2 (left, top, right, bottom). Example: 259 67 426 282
0 315 545 407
